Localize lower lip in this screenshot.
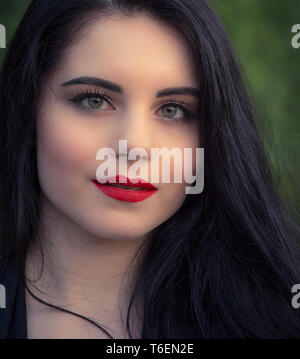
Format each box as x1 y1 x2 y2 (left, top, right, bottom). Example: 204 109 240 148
92 180 158 202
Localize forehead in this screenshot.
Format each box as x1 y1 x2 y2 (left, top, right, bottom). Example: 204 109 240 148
54 15 197 91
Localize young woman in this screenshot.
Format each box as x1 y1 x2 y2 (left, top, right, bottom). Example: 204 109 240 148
0 0 300 339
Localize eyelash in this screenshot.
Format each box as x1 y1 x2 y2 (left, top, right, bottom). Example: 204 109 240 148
68 89 197 123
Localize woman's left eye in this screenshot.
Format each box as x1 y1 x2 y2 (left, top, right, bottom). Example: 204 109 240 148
158 103 194 123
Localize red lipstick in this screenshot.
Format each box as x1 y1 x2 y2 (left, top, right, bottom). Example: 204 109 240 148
92 175 158 202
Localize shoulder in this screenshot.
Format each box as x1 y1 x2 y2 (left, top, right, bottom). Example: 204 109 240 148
0 255 26 339
0 256 18 284
0 257 11 283
0 256 20 312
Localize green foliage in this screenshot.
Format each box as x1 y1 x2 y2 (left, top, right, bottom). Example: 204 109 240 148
210 0 300 213
0 0 299 212
0 0 31 62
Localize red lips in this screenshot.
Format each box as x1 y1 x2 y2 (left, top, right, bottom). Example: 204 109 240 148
92 175 158 202
100 174 157 190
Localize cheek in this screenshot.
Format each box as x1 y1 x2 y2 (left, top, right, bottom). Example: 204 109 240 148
167 129 200 185
157 137 200 211
36 109 96 186
184 127 201 182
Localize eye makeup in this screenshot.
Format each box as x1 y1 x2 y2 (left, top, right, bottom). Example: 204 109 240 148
67 87 198 124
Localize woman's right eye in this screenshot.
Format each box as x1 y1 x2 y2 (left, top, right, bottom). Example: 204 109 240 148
69 93 114 112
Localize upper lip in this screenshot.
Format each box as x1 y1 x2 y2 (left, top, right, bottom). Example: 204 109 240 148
95 175 158 190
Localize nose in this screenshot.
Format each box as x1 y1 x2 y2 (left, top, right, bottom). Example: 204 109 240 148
114 106 154 160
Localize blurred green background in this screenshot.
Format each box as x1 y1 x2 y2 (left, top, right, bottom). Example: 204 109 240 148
0 0 299 215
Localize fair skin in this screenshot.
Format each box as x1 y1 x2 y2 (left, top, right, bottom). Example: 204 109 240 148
25 14 200 339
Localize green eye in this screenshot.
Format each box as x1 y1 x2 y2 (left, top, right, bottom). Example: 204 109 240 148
159 102 196 123
69 91 197 123
85 97 104 110
69 92 112 112
161 104 181 118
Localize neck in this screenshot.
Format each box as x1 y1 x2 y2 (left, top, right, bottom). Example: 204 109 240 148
25 196 148 335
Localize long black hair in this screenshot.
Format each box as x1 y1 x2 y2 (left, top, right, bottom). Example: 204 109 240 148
1 0 300 339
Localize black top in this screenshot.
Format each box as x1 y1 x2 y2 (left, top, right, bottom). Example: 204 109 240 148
0 259 27 339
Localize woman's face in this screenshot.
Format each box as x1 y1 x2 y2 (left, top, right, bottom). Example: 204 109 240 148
36 14 200 241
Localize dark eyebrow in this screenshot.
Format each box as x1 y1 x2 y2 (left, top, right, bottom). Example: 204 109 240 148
156 87 200 98
61 76 201 98
62 77 123 93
